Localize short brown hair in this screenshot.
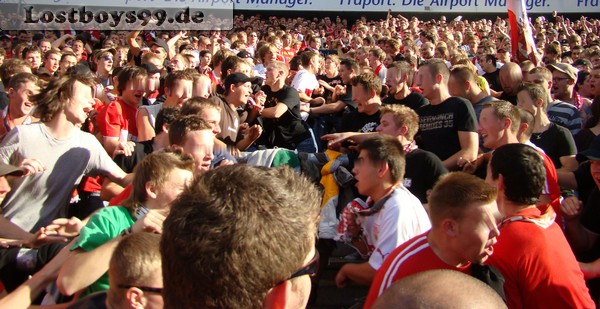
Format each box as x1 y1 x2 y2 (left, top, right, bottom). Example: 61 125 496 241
517 82 548 110
0 58 31 88
359 135 406 183
116 65 147 95
380 105 420 140
7 72 38 90
481 101 521 134
161 165 320 308
181 97 220 116
350 72 382 95
123 150 194 209
168 115 212 146
420 59 450 83
428 172 498 227
164 70 194 91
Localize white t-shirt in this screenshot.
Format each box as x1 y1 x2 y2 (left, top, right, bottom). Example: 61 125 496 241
359 186 432 270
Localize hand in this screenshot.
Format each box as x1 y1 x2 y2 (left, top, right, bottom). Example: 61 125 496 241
313 87 325 96
246 125 262 141
318 79 331 90
254 90 267 107
579 260 600 280
321 132 351 150
20 158 47 176
113 141 135 158
130 209 168 234
334 85 347 96
561 196 582 221
44 217 84 237
335 265 351 288
25 228 68 248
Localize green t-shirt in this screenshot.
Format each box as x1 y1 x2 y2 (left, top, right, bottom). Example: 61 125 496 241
71 206 135 296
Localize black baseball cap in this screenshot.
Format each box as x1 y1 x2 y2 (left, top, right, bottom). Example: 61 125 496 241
224 73 259 89
140 63 161 75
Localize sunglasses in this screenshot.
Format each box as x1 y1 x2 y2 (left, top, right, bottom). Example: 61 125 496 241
101 55 113 61
118 284 162 294
276 250 319 286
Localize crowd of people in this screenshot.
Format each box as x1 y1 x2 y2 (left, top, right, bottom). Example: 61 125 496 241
0 10 598 308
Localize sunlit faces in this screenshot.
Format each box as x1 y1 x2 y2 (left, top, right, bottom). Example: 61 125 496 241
60 55 78 73
352 149 381 197
121 78 146 107
44 53 60 74
516 90 539 115
229 81 252 107
38 41 51 54
477 107 506 150
589 68 600 97
351 83 372 113
64 81 95 127
8 81 40 117
339 65 353 84
181 129 214 175
376 113 403 137
146 73 161 93
265 65 280 85
170 55 187 72
72 41 84 55
165 79 192 107
25 51 41 69
153 168 193 210
199 108 221 135
151 45 167 60
415 66 436 100
454 201 500 265
447 75 467 98
550 71 572 97
385 68 400 95
200 53 211 67
95 54 113 74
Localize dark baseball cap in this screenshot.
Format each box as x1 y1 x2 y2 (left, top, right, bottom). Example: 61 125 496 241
151 39 169 54
0 163 24 177
224 73 259 89
237 50 253 59
578 135 600 161
139 63 161 75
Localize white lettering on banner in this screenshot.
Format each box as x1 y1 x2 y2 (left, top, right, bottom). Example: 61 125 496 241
230 0 596 13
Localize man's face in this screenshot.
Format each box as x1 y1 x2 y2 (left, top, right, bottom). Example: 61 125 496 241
416 67 436 100
352 150 380 197
151 45 167 60
477 107 505 150
146 73 161 93
591 55 600 69
64 81 94 127
420 44 434 59
376 113 403 137
551 71 573 97
351 84 371 113
166 79 192 107
25 51 41 69
72 41 84 55
571 48 582 60
8 81 40 118
44 53 60 73
154 167 193 210
448 75 467 98
121 78 146 107
200 53 211 67
339 65 353 84
170 55 187 72
367 51 378 66
229 82 252 107
60 55 77 73
95 53 113 73
589 69 600 97
385 68 400 95
181 130 214 175
516 91 538 115
199 108 221 135
454 202 500 264
39 41 51 54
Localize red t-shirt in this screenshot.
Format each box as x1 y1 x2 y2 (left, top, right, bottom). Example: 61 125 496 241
109 184 132 206
487 207 595 309
97 98 138 141
364 233 471 308
536 149 562 223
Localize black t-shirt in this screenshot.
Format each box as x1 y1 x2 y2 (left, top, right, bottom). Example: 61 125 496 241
574 128 597 153
339 84 357 110
113 140 154 173
340 109 381 133
261 85 309 149
531 123 576 169
416 97 477 161
382 91 429 111
404 148 448 203
0 91 7 110
581 187 600 235
483 69 502 92
317 74 343 103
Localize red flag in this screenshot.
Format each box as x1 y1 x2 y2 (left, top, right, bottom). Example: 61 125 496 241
507 0 540 65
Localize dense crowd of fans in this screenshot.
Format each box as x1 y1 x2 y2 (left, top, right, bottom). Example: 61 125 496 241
0 11 598 308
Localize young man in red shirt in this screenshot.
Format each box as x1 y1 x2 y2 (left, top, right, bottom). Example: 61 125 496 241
486 143 594 309
364 172 500 308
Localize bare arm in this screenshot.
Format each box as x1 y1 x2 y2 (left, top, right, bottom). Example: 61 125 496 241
136 108 156 142
126 30 142 57
0 216 34 241
100 178 125 202
56 240 119 296
51 34 73 50
309 101 346 115
335 262 376 287
443 131 478 170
